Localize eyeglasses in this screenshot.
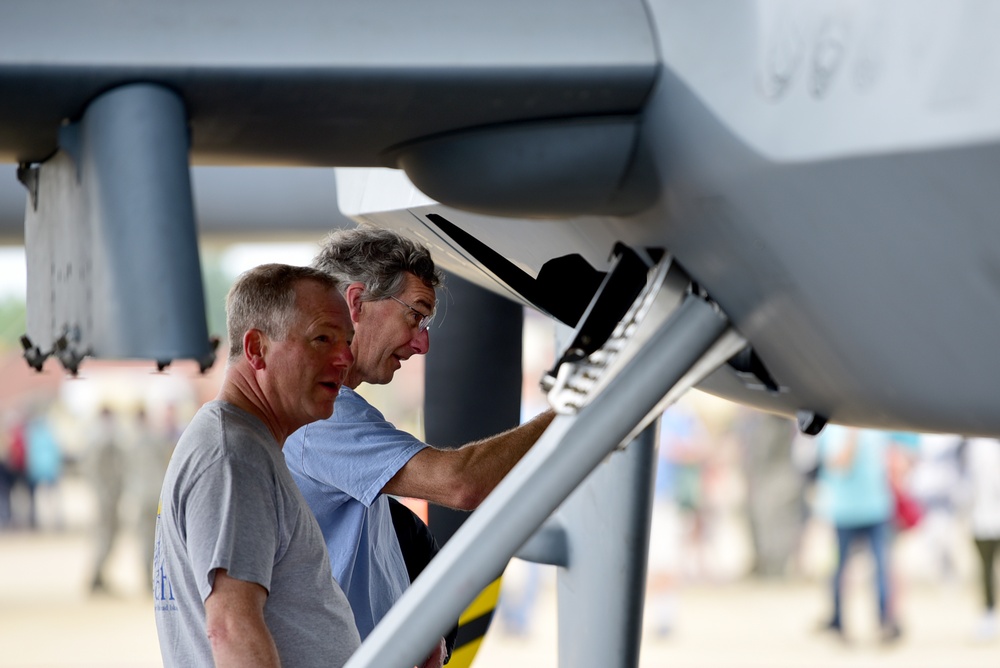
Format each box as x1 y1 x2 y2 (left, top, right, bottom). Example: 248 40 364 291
388 295 435 333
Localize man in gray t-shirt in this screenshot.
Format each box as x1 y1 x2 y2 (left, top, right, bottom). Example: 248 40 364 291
153 264 360 667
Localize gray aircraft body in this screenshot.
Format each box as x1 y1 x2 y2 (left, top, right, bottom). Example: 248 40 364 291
1 2 996 666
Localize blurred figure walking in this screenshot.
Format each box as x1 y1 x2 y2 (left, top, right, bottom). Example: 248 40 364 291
0 409 18 529
24 405 64 531
909 433 964 583
84 405 126 594
736 408 802 578
646 401 709 637
964 437 1000 641
125 405 175 584
815 427 901 643
3 410 34 529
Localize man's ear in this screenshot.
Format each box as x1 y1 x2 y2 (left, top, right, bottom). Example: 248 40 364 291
243 329 267 370
343 282 367 325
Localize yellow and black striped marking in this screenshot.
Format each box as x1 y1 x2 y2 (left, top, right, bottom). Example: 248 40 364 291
446 576 503 667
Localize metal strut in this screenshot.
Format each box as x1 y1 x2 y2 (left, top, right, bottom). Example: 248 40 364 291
345 258 746 668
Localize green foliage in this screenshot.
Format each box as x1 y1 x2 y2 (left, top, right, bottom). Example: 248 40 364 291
0 297 26 351
200 249 235 346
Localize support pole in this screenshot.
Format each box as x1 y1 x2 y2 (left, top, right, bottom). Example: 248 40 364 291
80 84 210 365
346 295 738 668
555 421 658 668
23 83 213 372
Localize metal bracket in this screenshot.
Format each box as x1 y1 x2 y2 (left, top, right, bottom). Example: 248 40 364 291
16 163 40 211
19 335 47 372
52 326 87 376
546 243 654 371
542 253 689 416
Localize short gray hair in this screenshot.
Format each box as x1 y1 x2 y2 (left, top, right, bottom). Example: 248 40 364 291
312 226 443 302
226 263 339 363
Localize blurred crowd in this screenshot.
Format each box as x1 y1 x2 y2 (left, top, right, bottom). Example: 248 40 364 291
0 360 202 596
641 396 1000 645
0 399 187 577
1 349 998 649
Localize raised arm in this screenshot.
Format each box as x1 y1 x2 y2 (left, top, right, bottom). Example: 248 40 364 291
383 409 556 510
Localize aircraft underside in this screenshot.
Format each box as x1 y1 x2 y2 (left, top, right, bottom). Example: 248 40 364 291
5 0 997 435
2 1 999 666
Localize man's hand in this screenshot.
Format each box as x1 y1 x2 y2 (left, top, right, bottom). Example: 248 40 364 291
417 636 447 668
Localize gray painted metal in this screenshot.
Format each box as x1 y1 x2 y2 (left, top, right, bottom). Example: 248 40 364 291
25 84 213 370
0 0 657 167
7 1 1000 434
553 423 658 668
396 116 654 217
335 1 1000 437
515 519 570 568
344 295 736 668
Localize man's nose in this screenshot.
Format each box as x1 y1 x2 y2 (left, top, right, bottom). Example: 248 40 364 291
333 343 354 368
411 327 430 355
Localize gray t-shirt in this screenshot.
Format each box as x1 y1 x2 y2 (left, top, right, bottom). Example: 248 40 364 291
154 400 360 667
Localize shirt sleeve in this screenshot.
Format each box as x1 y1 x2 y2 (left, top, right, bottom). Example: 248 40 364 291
183 456 281 603
294 391 427 507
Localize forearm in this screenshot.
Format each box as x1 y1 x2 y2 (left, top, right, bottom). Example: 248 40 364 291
205 571 281 668
209 626 281 668
472 409 556 454
397 409 556 509
461 409 556 488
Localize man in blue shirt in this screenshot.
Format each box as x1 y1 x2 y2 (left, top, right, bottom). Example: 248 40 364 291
284 227 554 667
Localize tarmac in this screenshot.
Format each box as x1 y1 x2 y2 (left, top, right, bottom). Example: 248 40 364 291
0 524 997 668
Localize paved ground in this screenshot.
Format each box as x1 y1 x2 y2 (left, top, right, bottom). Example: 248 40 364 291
0 528 997 668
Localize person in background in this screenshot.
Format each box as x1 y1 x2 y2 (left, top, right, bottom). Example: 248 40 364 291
24 404 64 531
736 408 802 578
284 227 554 668
84 404 126 594
908 433 964 583
963 437 1000 641
0 410 13 529
815 426 902 643
125 405 175 583
153 263 360 668
644 401 708 638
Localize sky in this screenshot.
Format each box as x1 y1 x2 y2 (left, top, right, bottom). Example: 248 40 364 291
0 245 25 300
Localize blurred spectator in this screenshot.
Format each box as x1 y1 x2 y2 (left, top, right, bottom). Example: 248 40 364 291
124 405 176 583
4 409 34 529
25 405 64 530
735 409 803 577
662 402 712 580
908 433 964 582
815 427 901 643
0 410 14 528
645 402 709 637
963 437 1000 641
83 405 126 594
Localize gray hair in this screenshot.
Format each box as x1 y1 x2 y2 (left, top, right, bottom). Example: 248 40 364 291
226 263 339 363
312 226 444 302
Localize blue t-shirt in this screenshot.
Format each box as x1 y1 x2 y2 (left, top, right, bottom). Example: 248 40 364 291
816 426 893 527
284 387 428 639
